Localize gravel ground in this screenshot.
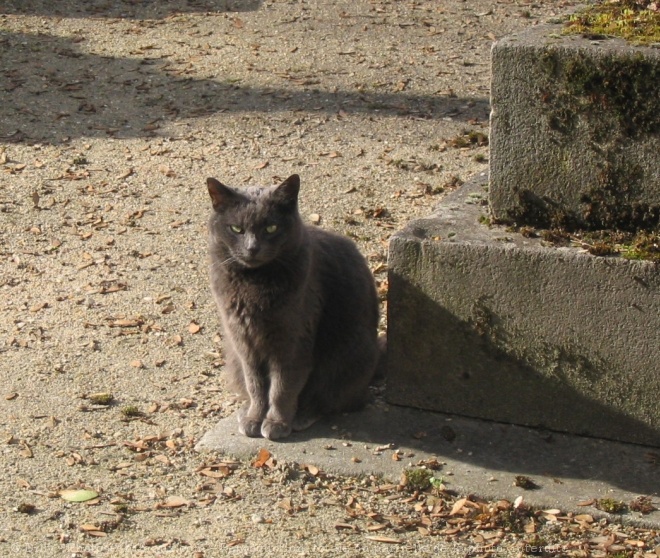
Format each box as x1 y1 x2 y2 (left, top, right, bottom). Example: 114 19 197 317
3 1 658 557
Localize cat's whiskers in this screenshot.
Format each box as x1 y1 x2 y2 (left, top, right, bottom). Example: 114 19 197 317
210 255 237 270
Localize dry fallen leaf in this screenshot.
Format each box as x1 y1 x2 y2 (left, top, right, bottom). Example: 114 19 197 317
541 508 561 515
188 322 201 334
111 318 143 328
577 499 596 507
277 498 293 512
199 465 230 479
117 168 133 180
154 454 170 465
98 282 125 294
16 478 31 489
450 497 467 515
156 496 190 509
158 165 176 177
252 448 272 468
365 535 403 544
19 441 33 459
80 524 106 537
304 464 320 476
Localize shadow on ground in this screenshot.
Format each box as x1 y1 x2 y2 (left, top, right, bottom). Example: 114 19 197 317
0 0 263 19
0 30 488 144
198 401 660 526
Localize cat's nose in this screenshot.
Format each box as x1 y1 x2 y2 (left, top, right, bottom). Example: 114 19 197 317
245 235 260 255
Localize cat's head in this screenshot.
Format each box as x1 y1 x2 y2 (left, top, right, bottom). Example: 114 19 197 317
207 174 303 269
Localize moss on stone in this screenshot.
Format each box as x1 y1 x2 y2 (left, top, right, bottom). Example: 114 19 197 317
510 225 660 264
510 45 660 235
581 157 659 232
563 1 660 46
402 468 433 491
539 49 660 141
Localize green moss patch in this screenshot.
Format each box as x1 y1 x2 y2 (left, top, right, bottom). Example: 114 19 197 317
539 49 660 141
507 225 660 263
508 44 660 237
563 0 660 45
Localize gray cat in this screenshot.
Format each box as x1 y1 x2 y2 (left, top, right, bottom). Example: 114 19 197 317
207 174 380 440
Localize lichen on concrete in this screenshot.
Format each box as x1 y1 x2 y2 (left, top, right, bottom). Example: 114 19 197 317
492 31 660 237
539 48 660 141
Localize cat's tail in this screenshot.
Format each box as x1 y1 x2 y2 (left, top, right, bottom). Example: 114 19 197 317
372 333 387 383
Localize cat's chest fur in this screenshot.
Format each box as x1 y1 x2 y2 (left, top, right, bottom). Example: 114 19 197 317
212 248 315 350
219 267 302 325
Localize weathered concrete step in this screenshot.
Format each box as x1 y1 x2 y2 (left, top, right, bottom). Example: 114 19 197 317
386 174 660 447
197 400 660 528
489 25 660 231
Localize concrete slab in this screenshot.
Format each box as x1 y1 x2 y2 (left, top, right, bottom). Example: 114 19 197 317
386 174 660 447
489 25 660 230
196 400 660 528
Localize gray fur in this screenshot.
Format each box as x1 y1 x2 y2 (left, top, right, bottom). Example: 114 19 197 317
207 174 380 440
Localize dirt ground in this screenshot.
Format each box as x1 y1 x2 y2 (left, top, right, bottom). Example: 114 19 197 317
2 1 658 557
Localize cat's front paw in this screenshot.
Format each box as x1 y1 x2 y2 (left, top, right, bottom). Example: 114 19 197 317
261 419 292 440
238 417 262 437
237 407 263 437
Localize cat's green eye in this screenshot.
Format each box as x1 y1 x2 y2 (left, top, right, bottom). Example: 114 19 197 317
265 224 278 234
229 225 244 234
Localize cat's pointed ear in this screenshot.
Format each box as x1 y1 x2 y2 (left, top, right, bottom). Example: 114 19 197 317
207 177 238 210
273 174 300 208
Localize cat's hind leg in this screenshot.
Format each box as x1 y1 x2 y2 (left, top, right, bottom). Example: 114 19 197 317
292 411 320 432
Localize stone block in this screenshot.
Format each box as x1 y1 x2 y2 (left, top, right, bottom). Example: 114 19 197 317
386 175 660 447
489 25 660 231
